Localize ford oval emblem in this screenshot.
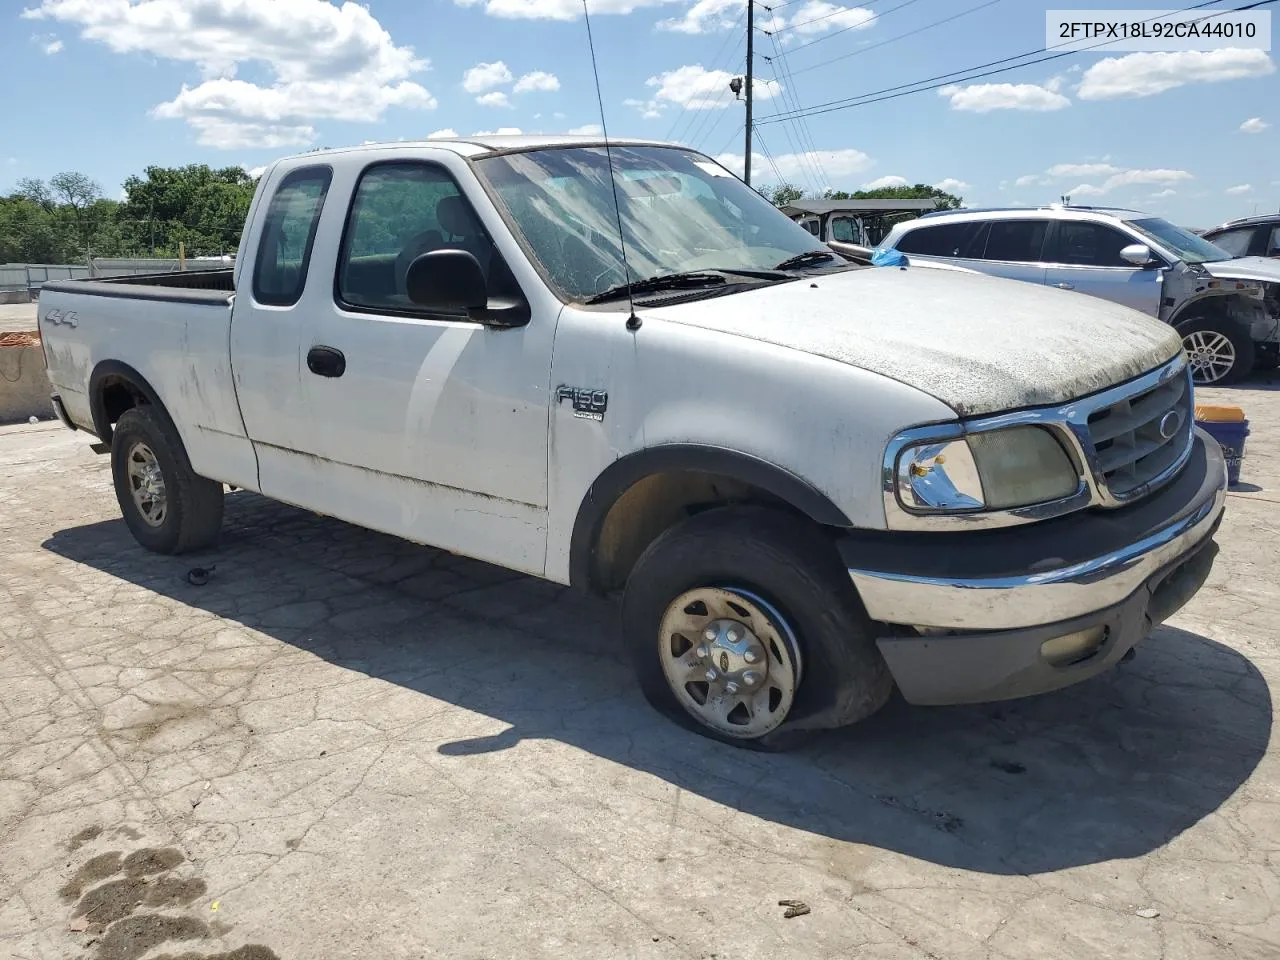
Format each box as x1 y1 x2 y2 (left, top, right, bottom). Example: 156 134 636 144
1159 410 1182 440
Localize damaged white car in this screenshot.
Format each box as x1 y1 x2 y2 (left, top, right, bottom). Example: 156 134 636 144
879 205 1280 384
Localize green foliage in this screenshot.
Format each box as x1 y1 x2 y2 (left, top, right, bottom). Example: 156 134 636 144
1 165 259 264
822 183 964 209
760 182 805 206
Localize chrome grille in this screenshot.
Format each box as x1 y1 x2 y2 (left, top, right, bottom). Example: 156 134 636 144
1085 364 1193 500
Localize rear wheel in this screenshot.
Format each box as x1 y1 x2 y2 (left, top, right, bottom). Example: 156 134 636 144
1179 315 1255 385
622 507 892 748
111 407 224 554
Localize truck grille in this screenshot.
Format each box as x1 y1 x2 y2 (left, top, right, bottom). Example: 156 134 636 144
1085 365 1193 500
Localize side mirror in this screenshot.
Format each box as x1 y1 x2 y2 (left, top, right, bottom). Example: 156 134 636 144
1120 243 1157 267
405 249 529 327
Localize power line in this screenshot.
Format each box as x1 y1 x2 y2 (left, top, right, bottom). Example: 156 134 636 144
784 0 1001 78
767 0 890 34
768 33 828 188
752 123 786 186
766 0 928 52
664 9 746 141
762 0 1269 124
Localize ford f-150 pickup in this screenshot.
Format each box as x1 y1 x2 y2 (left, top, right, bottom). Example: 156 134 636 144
38 135 1227 747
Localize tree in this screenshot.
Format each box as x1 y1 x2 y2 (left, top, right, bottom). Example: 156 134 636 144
50 172 104 258
761 182 805 206
822 183 964 209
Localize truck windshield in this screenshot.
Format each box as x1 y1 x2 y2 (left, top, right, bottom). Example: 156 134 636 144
1128 217 1233 264
474 145 837 302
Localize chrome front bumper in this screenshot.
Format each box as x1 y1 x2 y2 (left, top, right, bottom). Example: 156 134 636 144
837 431 1227 705
845 431 1226 632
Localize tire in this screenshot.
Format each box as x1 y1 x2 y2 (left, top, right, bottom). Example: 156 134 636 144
110 406 224 554
621 506 892 749
1178 315 1255 385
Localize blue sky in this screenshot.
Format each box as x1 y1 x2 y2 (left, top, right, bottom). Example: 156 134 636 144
1 0 1276 227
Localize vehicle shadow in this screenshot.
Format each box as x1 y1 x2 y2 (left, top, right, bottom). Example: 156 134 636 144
43 492 1272 877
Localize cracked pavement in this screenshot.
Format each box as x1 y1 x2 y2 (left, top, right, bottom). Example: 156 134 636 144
2 377 1279 960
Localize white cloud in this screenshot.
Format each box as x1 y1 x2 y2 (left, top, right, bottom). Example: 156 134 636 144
568 123 603 135
514 70 560 93
645 65 779 111
657 0 738 34
786 2 874 36
428 128 459 138
625 97 664 120
246 164 267 178
1102 168 1192 190
1014 174 1049 187
471 127 523 136
463 61 513 94
934 178 969 193
455 0 677 20
716 147 872 183
1065 183 1106 197
1046 162 1120 178
476 90 512 108
937 82 1070 113
43 39 63 54
1150 188 1176 198
1226 184 1253 195
863 175 908 190
1078 48 1275 100
1240 117 1269 133
24 0 435 149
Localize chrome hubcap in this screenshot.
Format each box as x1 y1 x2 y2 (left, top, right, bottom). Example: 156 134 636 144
126 442 168 527
1183 331 1236 384
658 586 802 739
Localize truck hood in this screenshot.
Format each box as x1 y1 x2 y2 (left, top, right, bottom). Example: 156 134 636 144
647 266 1182 417
1200 256 1280 283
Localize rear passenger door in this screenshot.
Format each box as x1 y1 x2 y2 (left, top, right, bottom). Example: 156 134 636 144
1043 220 1163 317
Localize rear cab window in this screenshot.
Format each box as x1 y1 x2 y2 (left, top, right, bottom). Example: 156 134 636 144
252 166 332 306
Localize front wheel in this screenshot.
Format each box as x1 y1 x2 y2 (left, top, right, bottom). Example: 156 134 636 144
621 507 892 748
1180 316 1255 385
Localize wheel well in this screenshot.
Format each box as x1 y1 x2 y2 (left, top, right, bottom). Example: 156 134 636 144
89 362 166 447
99 377 148 435
587 470 808 595
1171 293 1246 331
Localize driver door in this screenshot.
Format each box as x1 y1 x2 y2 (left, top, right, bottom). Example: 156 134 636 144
292 159 555 574
1043 221 1163 318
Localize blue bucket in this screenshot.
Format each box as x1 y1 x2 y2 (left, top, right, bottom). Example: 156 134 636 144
1197 419 1249 485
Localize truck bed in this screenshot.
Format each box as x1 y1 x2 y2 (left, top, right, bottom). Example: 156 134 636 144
42 269 235 305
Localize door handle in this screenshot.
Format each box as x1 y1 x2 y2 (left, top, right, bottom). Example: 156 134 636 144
1054 281 1075 290
307 345 346 378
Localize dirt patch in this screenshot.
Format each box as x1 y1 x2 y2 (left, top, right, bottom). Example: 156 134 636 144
114 826 143 841
145 875 208 907
95 914 209 960
68 825 105 852
154 948 279 960
74 878 148 926
61 852 123 901
0 332 39 348
123 847 185 877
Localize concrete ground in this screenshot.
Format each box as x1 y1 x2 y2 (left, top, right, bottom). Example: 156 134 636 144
0 302 38 335
2 376 1278 960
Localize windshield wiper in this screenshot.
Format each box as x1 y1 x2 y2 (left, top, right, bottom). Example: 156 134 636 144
583 271 728 304
774 250 837 271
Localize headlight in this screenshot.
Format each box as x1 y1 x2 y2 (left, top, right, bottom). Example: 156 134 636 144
896 426 1078 513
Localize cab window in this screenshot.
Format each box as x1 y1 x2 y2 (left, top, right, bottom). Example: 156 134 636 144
336 161 511 315
252 166 332 306
1210 227 1256 258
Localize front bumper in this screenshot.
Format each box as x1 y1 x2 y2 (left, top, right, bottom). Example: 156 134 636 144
838 431 1227 705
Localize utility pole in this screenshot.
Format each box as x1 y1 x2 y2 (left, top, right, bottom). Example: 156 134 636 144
744 0 754 186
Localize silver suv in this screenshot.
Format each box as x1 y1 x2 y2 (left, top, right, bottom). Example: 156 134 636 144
879 205 1280 384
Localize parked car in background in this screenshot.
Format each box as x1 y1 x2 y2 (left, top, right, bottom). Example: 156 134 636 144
781 198 941 263
878 205 1280 384
1201 214 1280 259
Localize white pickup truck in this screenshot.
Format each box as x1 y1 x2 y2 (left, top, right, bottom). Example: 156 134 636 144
39 135 1227 747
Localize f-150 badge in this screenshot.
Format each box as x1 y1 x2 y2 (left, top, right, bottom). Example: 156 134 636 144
556 385 608 421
